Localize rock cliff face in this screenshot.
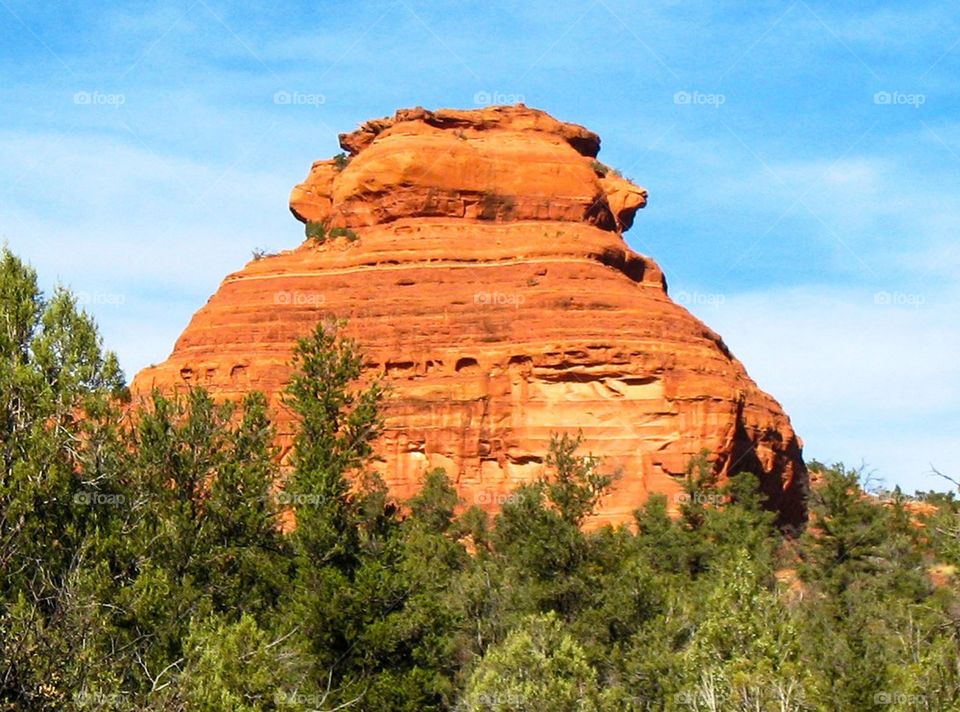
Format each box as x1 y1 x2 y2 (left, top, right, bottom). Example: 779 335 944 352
132 105 807 526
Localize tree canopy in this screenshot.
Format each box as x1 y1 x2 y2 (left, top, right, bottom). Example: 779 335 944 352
0 247 957 711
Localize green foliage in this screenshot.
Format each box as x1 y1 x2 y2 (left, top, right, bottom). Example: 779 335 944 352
490 439 608 619
0 248 126 709
543 432 615 526
333 152 350 171
305 220 328 243
329 226 359 241
2 247 960 709
799 463 894 594
591 160 621 178
464 612 604 712
477 192 516 220
306 221 358 243
679 449 720 531
174 614 313 711
282 321 382 564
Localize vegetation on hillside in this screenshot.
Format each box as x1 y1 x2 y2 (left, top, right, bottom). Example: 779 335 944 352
305 221 358 244
0 247 957 711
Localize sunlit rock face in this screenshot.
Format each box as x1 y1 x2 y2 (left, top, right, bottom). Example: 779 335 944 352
133 105 807 527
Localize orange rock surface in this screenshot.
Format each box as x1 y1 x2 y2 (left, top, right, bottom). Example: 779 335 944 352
133 105 807 527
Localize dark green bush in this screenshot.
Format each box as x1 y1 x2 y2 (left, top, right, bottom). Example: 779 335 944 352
333 152 350 171
478 192 516 220
305 220 328 243
329 226 358 241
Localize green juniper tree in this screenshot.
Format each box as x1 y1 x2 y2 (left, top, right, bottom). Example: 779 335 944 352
463 611 605 712
82 388 293 709
0 249 125 710
279 322 394 709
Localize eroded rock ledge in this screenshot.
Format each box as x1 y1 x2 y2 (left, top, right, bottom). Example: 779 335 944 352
289 104 649 233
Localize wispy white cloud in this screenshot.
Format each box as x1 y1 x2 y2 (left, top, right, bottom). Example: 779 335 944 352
0 129 299 376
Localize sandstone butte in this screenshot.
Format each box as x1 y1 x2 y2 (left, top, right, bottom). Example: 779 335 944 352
132 105 808 528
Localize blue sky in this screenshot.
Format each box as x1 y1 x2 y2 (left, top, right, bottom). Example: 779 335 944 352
1 0 958 493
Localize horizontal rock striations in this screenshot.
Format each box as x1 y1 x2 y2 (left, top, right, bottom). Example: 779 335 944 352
133 105 807 527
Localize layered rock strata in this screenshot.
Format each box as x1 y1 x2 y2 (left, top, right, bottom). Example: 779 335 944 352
133 105 807 526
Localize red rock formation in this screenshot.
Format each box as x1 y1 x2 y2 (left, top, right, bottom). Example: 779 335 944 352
133 105 807 527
